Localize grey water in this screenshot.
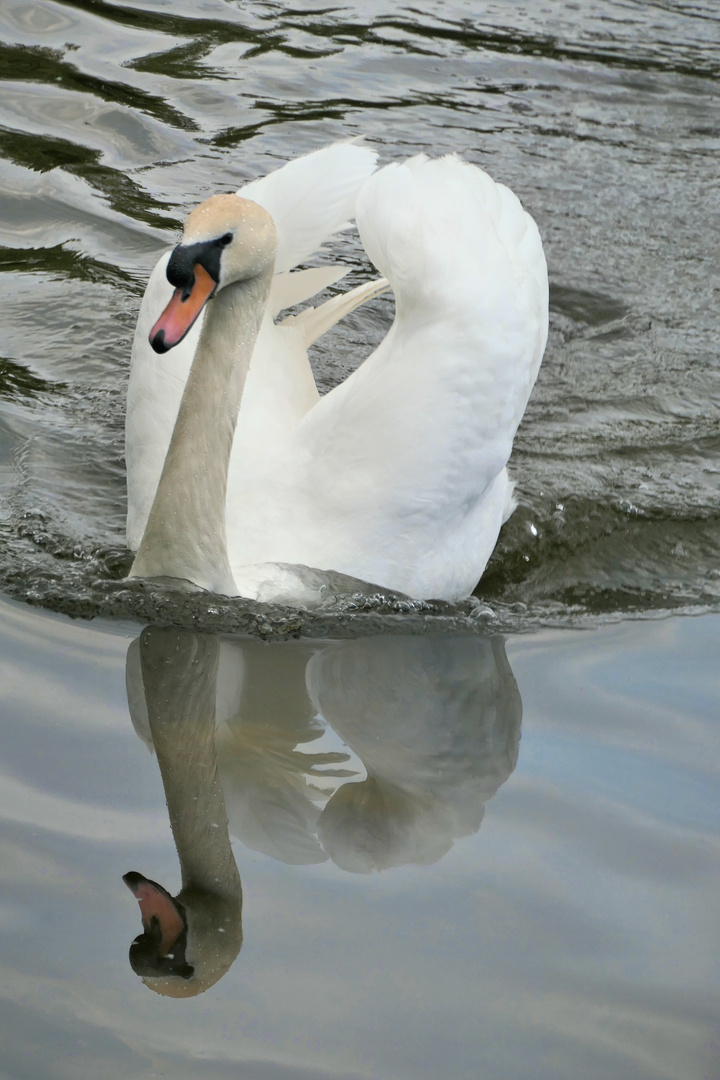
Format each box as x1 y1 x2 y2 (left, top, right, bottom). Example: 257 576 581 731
0 1 719 1078
1 597 719 1079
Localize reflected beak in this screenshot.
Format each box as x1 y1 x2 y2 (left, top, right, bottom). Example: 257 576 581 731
149 263 217 354
123 871 186 957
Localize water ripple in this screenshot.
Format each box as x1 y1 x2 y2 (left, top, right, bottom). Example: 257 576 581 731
0 0 718 632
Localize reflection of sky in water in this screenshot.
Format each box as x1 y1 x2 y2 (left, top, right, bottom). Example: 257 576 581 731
512 620 720 834
0 596 718 1079
520 737 720 832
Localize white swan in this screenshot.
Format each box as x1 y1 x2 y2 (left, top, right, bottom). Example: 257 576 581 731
126 143 548 602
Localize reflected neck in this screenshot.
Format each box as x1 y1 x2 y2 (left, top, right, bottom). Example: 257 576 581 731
140 630 241 899
130 269 273 594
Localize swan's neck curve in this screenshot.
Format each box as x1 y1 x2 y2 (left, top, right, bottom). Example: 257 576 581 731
130 268 273 593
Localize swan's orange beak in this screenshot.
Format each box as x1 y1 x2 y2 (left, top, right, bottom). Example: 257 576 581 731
123 872 185 957
149 263 216 354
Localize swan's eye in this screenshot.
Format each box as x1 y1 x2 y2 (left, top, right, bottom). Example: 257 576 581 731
219 233 233 247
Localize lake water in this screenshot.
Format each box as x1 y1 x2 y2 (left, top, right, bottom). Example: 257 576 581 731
0 1 718 1077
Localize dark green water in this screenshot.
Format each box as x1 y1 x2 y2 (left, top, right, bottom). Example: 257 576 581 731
0 0 718 629
0 3 719 1078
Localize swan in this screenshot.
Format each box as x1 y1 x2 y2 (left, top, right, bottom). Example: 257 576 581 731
126 143 548 602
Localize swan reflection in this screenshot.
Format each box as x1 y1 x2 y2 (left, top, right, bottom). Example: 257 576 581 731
125 628 522 993
125 629 243 998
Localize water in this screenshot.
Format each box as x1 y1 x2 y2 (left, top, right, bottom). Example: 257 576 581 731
0 2 719 1077
1 596 718 1078
0 0 718 628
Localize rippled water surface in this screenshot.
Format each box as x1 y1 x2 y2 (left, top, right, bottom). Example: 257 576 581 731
0 0 718 628
1 3 719 1078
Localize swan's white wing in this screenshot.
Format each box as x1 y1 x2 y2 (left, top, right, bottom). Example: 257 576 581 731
239 141 378 273
251 155 548 600
353 154 548 436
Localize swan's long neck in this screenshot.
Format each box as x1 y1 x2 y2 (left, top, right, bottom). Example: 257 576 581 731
130 268 273 594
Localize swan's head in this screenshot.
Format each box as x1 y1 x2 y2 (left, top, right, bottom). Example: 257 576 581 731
124 870 243 998
149 194 277 354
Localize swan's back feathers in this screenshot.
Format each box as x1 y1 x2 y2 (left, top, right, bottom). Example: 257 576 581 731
239 141 378 273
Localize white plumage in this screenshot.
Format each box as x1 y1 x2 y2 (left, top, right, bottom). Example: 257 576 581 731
126 142 548 602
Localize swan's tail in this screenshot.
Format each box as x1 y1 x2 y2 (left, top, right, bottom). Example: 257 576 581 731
279 276 390 348
268 266 351 318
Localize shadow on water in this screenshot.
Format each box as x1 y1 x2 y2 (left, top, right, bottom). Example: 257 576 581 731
124 625 521 995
